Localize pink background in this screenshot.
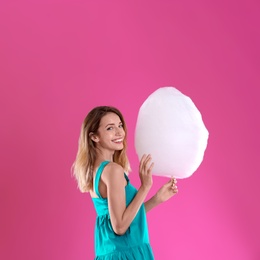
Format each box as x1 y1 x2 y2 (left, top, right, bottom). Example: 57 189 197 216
1 1 259 259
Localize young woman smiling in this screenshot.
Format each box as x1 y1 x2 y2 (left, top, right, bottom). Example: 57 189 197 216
72 106 178 259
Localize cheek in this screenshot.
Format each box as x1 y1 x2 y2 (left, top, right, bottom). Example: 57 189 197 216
103 132 113 140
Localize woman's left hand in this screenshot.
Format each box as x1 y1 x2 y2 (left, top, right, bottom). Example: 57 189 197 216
155 178 178 203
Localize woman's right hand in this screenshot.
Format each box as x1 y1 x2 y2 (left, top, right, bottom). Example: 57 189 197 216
139 154 154 191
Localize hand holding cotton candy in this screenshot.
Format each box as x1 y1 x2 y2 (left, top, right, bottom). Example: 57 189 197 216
135 87 209 178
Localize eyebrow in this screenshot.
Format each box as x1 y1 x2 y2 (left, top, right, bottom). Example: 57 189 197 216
105 122 122 128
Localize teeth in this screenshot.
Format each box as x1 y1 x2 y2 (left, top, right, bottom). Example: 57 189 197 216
114 139 123 143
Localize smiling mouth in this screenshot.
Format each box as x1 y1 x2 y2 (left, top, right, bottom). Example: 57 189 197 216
113 138 123 143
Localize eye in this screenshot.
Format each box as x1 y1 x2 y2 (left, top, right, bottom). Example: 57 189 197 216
119 124 123 128
107 127 113 130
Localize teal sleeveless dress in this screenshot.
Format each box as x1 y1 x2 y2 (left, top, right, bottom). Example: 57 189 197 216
92 161 154 260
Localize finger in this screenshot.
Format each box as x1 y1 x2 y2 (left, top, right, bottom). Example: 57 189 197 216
143 154 152 167
140 154 150 168
140 154 147 164
172 178 177 184
147 162 154 174
171 184 177 190
143 156 152 173
139 154 147 172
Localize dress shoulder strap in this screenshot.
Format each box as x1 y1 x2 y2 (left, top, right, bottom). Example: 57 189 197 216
124 173 129 183
94 161 110 199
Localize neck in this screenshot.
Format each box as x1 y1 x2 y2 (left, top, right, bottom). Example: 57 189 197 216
96 149 114 163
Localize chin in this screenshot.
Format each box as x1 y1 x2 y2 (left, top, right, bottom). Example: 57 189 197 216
115 145 124 151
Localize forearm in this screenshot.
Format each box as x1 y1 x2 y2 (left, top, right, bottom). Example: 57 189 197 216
145 178 178 212
144 194 161 212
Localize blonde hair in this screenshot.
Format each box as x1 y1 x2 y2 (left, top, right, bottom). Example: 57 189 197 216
72 106 131 193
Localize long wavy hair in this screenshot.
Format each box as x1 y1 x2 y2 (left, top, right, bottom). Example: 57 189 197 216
72 106 131 193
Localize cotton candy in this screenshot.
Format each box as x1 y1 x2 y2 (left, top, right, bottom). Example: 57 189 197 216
135 87 209 178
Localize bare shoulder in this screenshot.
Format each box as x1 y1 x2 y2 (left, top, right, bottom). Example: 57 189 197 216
102 162 125 184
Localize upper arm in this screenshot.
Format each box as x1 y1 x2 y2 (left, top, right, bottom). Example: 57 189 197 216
102 163 127 234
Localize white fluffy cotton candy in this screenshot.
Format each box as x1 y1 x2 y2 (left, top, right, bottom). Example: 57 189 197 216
135 87 209 178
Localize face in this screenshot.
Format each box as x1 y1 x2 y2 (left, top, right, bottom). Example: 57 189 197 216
91 112 125 153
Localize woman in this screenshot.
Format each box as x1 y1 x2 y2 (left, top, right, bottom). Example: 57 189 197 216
72 106 178 259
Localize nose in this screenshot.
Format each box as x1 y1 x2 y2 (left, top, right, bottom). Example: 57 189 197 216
115 126 124 135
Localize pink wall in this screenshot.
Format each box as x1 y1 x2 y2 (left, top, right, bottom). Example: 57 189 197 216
1 1 259 259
